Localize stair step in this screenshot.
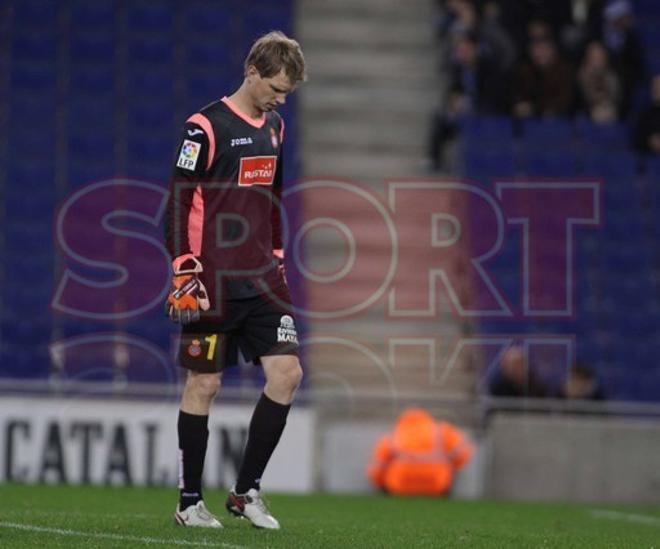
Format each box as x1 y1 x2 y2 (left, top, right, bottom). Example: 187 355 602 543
302 49 435 80
298 17 434 50
300 84 437 116
302 148 425 178
297 0 469 397
299 0 434 20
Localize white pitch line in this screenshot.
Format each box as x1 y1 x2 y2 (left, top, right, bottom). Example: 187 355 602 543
590 509 660 528
0 521 247 548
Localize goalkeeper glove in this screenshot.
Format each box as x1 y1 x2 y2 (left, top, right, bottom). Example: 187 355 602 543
166 255 210 324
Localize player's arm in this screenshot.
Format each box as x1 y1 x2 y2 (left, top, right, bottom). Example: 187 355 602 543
164 119 213 323
164 121 211 259
271 116 285 270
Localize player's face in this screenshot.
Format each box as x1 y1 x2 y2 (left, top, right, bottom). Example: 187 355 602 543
248 66 293 113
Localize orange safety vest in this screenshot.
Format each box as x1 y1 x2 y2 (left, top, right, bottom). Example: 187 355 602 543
367 409 473 495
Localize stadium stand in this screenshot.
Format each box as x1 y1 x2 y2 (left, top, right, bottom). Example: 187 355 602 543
455 0 660 401
0 0 297 391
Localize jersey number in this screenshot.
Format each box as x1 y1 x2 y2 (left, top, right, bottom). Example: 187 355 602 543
205 334 218 360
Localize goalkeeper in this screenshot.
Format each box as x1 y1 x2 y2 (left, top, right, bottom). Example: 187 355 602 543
164 31 306 530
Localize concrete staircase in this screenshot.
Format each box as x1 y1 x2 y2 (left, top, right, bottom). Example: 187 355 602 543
294 0 474 406
296 0 439 181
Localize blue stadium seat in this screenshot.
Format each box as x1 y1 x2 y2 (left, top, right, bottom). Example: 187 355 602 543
184 41 234 67
576 337 602 364
647 49 660 76
522 118 575 148
236 6 293 45
126 67 174 97
463 145 518 178
0 342 52 379
68 158 116 186
124 157 170 182
6 164 55 190
597 368 632 399
5 189 56 219
519 148 578 177
180 1 234 33
604 282 652 316
602 208 645 237
4 222 54 253
13 0 58 28
70 0 117 28
576 118 630 151
127 3 174 31
9 128 56 161
617 311 657 338
127 98 176 133
580 151 638 182
68 133 115 161
70 33 116 65
600 244 650 274
12 32 57 61
646 156 660 179
9 93 56 123
11 63 57 93
638 20 660 49
635 0 660 13
460 116 514 143
126 135 173 161
127 35 173 66
184 70 231 100
3 283 54 318
70 66 116 93
68 94 116 131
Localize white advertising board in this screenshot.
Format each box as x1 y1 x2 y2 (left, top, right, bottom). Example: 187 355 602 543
0 396 315 492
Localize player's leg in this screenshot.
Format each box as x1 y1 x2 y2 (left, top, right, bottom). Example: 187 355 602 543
175 370 223 528
178 370 221 505
175 320 233 528
235 354 302 492
226 354 301 529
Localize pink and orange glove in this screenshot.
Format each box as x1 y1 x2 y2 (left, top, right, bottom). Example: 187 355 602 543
166 256 210 324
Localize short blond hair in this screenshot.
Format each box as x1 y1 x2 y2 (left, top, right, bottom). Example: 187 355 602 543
245 31 307 85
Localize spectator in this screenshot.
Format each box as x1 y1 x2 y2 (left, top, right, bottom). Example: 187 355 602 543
367 408 473 496
602 0 644 115
561 0 606 61
530 0 573 38
527 17 555 43
561 362 606 400
438 0 479 47
488 345 551 397
429 32 509 169
633 74 660 154
497 1 570 54
578 40 621 123
480 1 517 72
512 36 576 118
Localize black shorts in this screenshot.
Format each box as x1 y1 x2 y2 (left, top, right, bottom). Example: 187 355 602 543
178 293 299 373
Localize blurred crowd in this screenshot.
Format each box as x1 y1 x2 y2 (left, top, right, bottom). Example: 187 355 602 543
430 0 660 169
488 345 606 400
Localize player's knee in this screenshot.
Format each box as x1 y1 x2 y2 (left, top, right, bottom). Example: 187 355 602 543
286 361 303 390
189 372 221 399
271 357 303 391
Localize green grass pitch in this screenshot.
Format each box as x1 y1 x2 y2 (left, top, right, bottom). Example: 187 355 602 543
0 483 658 548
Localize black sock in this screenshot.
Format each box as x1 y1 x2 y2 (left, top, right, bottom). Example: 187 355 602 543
235 393 291 494
178 410 209 509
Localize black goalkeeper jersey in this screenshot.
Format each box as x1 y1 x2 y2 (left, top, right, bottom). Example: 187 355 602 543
165 96 287 302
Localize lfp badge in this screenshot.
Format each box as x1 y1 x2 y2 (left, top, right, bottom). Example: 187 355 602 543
177 139 201 171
